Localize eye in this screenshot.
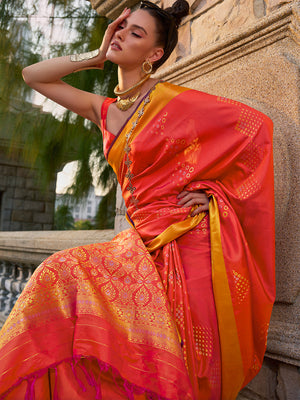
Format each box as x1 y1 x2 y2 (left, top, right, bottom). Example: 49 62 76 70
117 24 124 30
132 32 142 38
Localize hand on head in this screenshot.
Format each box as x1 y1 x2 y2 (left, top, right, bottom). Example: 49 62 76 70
99 8 131 62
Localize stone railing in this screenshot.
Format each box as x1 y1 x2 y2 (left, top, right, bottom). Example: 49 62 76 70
0 261 35 325
0 230 114 327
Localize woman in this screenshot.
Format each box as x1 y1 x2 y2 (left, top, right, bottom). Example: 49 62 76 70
0 1 275 399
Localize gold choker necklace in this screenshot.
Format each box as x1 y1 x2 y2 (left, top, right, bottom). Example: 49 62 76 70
116 93 140 111
114 75 150 111
114 74 150 96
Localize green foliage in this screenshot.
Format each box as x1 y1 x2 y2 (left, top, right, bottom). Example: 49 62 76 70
74 220 93 230
0 0 118 228
54 204 75 230
0 1 39 112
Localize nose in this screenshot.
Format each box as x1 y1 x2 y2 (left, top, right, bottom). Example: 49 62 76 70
115 28 126 41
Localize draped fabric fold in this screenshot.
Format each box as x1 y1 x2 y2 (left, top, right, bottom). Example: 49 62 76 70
0 82 275 400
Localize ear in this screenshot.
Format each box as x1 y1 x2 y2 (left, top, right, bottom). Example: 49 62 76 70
148 47 164 64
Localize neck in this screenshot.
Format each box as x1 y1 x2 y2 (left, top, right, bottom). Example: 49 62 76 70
117 67 145 92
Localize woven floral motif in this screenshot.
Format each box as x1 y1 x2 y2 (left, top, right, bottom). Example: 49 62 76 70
0 229 181 356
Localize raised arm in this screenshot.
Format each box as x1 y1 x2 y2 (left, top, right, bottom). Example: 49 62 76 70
22 8 131 125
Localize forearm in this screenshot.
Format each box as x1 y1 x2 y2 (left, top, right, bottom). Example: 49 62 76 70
22 50 103 87
22 8 132 89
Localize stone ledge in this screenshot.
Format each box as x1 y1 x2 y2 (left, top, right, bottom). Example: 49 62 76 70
154 3 296 83
237 356 300 400
0 230 115 265
90 0 140 19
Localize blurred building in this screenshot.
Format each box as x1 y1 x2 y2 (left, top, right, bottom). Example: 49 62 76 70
55 186 102 222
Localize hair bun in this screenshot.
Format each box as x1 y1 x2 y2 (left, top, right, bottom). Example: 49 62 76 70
165 0 189 28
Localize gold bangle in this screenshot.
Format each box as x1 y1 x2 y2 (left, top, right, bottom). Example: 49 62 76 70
70 49 99 62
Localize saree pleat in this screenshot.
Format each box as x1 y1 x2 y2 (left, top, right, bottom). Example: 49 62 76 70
0 82 275 400
152 218 221 400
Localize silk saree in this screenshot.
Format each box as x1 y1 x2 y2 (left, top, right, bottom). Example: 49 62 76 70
0 82 275 400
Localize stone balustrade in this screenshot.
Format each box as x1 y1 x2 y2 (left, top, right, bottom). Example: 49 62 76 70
0 230 114 327
0 261 35 325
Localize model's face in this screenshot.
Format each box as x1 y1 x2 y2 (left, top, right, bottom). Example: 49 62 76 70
106 9 163 70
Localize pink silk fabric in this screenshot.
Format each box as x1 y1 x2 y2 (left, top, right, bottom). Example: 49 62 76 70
0 82 275 400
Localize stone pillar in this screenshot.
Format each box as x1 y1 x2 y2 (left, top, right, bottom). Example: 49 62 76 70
114 184 130 234
89 0 300 398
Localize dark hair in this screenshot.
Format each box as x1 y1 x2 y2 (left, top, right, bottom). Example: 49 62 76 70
140 0 189 71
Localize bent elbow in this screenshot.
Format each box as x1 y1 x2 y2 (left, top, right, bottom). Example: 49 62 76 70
22 66 33 86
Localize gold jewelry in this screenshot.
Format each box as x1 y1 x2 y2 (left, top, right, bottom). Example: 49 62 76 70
70 49 99 62
114 74 150 97
116 93 140 111
142 60 153 74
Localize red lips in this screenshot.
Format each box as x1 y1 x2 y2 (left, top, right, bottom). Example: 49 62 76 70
110 40 122 50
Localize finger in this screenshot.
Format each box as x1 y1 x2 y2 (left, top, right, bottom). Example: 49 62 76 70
177 192 199 204
177 190 206 200
102 9 130 43
177 197 191 205
195 194 209 203
112 8 131 26
183 199 205 207
177 196 192 205
191 205 209 216
184 195 209 207
96 5 130 61
177 193 208 206
177 190 189 199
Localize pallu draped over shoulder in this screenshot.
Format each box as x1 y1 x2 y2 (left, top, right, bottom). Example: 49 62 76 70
0 82 275 400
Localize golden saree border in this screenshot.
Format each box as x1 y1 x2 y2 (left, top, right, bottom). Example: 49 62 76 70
146 211 206 253
107 82 189 178
209 195 244 399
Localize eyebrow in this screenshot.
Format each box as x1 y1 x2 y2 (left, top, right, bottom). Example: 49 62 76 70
123 19 148 35
131 24 148 35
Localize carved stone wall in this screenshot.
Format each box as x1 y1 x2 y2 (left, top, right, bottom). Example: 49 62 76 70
90 0 300 398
